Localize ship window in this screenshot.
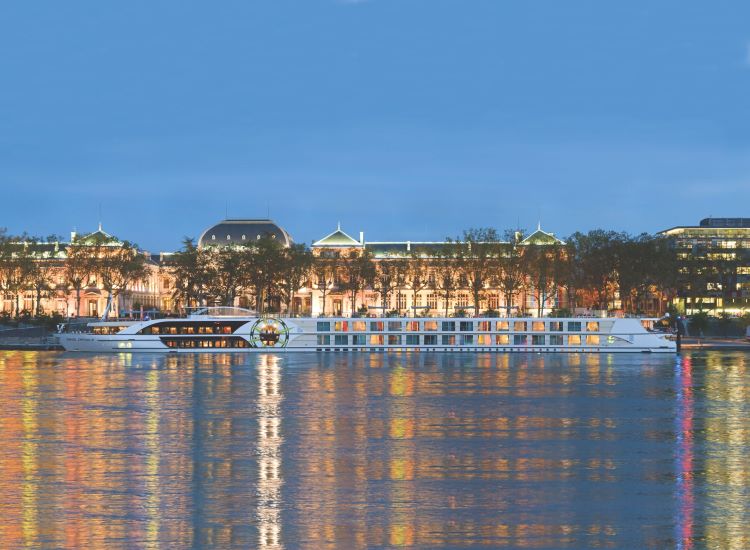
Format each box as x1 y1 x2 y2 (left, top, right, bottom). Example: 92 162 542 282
532 335 545 345
424 321 438 331
442 321 455 331
441 335 455 345
549 321 563 331
513 321 527 331
406 321 420 332
496 334 509 345
352 321 366 331
496 321 509 331
461 334 474 345
317 321 330 331
387 321 402 331
317 335 330 345
586 335 600 345
549 335 563 345
406 335 419 345
370 334 384 345
532 322 545 332
370 321 384 331
513 334 527 345
460 321 473 331
334 335 348 345
424 335 437 345
477 334 491 345
568 322 582 332
353 334 366 345
477 321 491 331
334 321 348 332
388 335 402 345
568 335 581 345
586 322 599 332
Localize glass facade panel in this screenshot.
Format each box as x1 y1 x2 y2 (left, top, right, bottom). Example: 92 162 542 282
477 321 491 331
495 334 510 345
477 334 491 345
334 321 348 332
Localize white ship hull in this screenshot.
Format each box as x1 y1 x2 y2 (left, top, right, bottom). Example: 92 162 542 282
58 314 676 354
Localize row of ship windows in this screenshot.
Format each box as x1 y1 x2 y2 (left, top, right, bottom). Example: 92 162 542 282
142 325 236 335
317 334 620 346
317 321 601 333
162 337 251 348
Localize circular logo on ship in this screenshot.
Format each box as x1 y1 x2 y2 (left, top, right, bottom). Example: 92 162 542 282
249 318 290 348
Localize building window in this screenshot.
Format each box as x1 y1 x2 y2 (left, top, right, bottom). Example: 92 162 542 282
456 294 468 307
477 321 491 331
334 321 348 332
488 294 499 309
211 235 216 240
495 334 509 345
427 293 437 308
397 293 406 310
352 321 366 331
406 321 419 331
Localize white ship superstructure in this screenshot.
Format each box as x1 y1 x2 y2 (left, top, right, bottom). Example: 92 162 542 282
58 308 675 353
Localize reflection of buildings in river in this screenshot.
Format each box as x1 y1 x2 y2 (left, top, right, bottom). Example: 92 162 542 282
702 353 750 549
674 355 694 549
257 354 284 550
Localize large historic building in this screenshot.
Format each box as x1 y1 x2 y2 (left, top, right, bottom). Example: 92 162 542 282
659 217 750 315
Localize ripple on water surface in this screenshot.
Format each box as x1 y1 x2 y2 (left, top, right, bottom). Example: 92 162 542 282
0 350 748 549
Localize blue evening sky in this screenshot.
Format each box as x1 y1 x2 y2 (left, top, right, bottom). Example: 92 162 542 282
1 1 749 251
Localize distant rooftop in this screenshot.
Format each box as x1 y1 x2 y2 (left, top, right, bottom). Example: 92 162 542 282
699 217 750 228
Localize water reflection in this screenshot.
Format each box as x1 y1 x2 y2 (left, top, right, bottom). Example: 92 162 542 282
0 350 748 548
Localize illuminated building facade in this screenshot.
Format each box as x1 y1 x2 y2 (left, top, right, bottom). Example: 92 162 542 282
660 217 750 315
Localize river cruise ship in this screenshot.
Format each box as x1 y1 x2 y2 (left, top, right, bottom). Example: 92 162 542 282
57 308 675 353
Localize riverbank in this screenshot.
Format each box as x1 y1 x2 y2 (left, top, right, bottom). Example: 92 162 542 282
680 337 750 351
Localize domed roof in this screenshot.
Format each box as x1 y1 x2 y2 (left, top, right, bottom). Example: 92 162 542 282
198 219 293 248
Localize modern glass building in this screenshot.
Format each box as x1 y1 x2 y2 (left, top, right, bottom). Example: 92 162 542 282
660 217 750 315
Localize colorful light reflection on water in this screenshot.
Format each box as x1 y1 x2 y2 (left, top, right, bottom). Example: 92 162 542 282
0 350 748 549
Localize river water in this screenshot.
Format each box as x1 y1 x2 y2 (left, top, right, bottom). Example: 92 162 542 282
0 350 747 549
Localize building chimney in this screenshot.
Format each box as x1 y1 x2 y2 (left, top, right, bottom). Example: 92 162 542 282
359 231 364 245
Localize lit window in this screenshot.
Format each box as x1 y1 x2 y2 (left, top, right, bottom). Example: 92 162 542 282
370 321 384 331
495 334 509 345
442 335 456 345
532 321 545 332
406 321 420 331
568 335 581 345
388 335 402 345
496 321 509 331
227 235 231 240
242 235 246 240
586 322 599 332
424 321 438 331
477 334 491 345
549 321 563 331
352 321 366 331
211 235 216 240
370 334 384 345
477 321 491 331
586 335 600 345
257 234 260 240
334 321 349 332
514 321 527 331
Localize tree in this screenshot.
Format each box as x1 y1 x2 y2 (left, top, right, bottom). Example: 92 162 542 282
453 228 502 317
244 237 285 313
64 236 96 316
432 244 458 317
372 259 407 315
204 245 246 307
497 229 528 316
89 234 149 318
403 248 430 317
525 242 561 317
279 243 313 316
340 249 376 316
312 254 336 316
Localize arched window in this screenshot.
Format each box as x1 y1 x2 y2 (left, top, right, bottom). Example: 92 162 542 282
227 235 231 240
242 235 246 240
211 235 216 240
